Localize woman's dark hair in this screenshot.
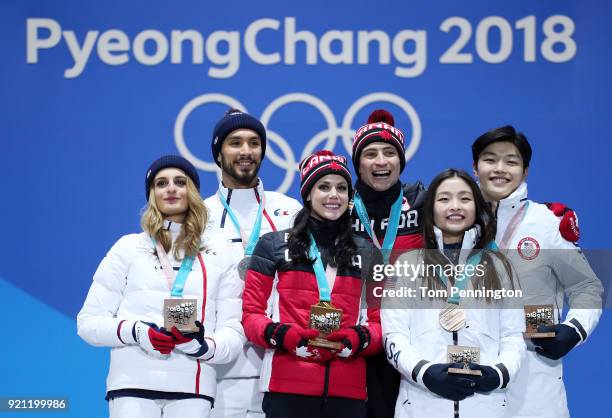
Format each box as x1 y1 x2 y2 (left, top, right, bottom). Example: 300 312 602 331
421 168 515 300
287 204 357 268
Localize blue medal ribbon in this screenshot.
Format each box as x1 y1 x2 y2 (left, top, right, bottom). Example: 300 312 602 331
152 237 196 298
171 256 195 297
437 242 497 304
308 233 332 302
217 190 264 256
353 191 403 263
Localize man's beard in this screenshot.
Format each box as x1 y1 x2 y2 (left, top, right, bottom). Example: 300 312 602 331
220 154 261 187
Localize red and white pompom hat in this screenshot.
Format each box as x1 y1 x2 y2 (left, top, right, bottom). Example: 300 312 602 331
299 150 353 202
352 109 406 174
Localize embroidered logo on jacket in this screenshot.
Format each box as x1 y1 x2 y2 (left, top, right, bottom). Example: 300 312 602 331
401 196 411 212
274 208 290 216
517 237 540 260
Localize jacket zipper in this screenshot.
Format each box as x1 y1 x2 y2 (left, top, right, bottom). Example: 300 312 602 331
322 360 331 401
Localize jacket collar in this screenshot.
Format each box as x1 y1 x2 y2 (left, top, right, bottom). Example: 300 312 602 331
354 179 402 209
433 225 481 265
163 219 182 240
497 182 528 212
217 178 265 206
141 220 183 252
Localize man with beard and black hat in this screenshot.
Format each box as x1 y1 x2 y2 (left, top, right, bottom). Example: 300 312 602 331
350 109 427 418
204 109 302 418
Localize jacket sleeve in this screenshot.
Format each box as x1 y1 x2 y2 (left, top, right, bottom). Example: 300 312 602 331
76 235 139 347
380 250 432 388
493 255 526 389
200 249 246 363
551 229 603 344
242 233 279 348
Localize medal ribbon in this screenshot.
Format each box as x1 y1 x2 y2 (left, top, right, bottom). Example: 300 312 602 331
353 191 403 263
308 233 337 302
437 242 496 304
154 240 195 297
217 189 264 256
498 201 530 250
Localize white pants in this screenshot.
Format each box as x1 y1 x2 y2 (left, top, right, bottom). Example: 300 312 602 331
109 397 212 418
211 378 265 418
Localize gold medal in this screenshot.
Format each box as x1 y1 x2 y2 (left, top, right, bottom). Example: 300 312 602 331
308 301 343 350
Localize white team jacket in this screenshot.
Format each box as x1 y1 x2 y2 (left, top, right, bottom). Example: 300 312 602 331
203 179 302 379
382 226 526 418
77 221 245 399
499 183 603 418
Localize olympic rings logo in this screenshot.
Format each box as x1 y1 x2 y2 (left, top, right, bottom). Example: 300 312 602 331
174 92 421 194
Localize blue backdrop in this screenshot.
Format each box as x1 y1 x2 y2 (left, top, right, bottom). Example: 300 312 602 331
1 1 610 417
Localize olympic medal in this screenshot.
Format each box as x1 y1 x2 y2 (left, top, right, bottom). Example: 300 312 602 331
238 257 251 281
439 304 466 332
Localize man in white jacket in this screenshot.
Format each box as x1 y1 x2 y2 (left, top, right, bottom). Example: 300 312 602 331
204 109 302 418
471 125 603 418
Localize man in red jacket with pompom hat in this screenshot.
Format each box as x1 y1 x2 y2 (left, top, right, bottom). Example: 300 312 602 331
350 109 427 418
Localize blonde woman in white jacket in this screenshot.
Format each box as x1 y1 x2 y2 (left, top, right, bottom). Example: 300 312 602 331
381 169 525 418
77 155 245 418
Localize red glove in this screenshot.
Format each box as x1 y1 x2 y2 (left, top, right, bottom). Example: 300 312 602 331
545 202 580 242
265 323 333 363
327 326 371 359
170 321 209 357
134 321 176 355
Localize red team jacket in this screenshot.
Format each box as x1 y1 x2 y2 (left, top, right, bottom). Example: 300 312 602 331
242 229 382 400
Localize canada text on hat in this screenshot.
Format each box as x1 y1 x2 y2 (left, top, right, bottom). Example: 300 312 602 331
353 122 405 145
300 153 348 177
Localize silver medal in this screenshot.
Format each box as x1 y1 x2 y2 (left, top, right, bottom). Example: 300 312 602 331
439 304 466 332
238 257 251 281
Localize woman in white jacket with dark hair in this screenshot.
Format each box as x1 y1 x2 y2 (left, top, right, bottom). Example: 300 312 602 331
381 169 525 418
77 155 245 418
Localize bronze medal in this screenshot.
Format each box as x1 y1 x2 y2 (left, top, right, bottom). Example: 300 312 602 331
447 345 483 376
439 304 466 332
238 257 251 281
523 304 556 339
163 298 198 333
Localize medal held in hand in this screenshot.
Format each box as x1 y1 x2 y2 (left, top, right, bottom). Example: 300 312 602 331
164 298 198 332
447 345 483 376
523 304 556 339
306 233 343 350
309 301 343 350
154 240 200 333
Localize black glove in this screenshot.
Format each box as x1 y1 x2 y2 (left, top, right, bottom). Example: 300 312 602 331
422 363 478 401
466 364 500 393
534 324 580 360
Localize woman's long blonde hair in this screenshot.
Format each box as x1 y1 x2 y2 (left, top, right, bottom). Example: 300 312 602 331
141 176 207 259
